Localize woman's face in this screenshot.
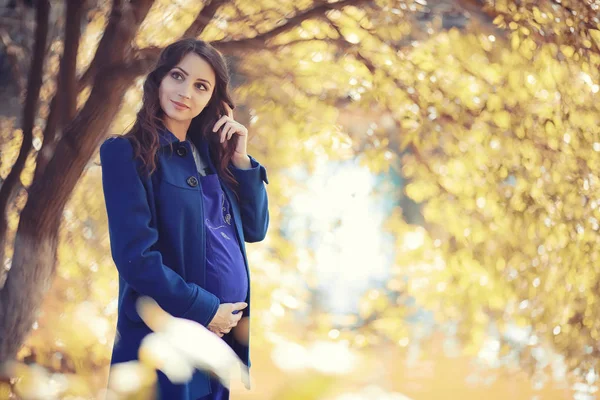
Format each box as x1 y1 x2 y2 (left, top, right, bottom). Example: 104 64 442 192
158 52 216 130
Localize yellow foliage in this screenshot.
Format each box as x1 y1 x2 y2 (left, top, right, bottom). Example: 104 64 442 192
1 0 599 397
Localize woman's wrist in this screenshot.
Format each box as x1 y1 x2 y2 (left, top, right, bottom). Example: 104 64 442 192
231 153 251 169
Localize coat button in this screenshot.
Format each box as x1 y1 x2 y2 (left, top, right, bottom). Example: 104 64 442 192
187 176 198 187
176 146 187 157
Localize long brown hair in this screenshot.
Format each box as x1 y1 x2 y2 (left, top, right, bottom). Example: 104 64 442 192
124 38 239 189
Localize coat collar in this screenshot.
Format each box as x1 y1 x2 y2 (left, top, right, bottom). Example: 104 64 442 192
158 127 217 174
158 127 181 147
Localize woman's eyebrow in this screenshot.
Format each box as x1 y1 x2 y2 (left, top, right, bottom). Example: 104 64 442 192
173 66 212 86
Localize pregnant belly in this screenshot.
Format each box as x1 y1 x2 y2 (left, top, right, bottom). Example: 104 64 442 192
204 228 248 304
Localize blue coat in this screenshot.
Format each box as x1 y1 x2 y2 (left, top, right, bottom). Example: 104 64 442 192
100 128 269 399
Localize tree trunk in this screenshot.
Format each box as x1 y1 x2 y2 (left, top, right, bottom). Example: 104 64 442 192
0 0 156 363
0 61 144 362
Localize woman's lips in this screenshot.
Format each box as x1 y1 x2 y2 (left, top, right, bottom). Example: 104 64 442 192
171 100 189 110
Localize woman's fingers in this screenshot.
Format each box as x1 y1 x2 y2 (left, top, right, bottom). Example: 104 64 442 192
226 125 236 141
209 327 224 337
220 122 233 143
232 302 248 312
213 115 228 132
223 102 234 118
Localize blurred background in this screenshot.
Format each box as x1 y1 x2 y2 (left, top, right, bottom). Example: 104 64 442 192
0 0 599 399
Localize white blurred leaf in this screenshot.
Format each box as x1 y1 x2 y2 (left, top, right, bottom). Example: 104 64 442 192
136 296 250 389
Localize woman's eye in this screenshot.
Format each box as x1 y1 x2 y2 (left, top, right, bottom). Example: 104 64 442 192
195 83 206 90
171 71 183 80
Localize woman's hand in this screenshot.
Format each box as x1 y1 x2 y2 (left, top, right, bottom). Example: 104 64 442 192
212 102 248 159
207 302 247 337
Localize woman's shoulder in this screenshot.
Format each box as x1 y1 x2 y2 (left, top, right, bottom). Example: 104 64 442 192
100 135 135 162
100 135 155 182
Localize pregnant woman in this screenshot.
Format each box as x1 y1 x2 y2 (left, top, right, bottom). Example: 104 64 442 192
100 38 269 399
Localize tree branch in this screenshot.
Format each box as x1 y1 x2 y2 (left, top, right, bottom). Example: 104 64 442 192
77 0 155 91
61 1 84 124
33 1 85 180
210 0 373 52
183 0 228 38
129 0 373 79
0 29 26 95
0 0 49 286
34 0 155 185
452 0 497 22
266 37 345 50
0 1 48 205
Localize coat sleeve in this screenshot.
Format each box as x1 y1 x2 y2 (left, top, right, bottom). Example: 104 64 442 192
100 137 220 326
229 155 270 243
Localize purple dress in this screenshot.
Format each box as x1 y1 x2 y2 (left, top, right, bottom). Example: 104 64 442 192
201 172 248 305
190 141 248 400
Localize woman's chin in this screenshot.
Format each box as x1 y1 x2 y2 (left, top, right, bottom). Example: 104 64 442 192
164 109 192 123
169 107 189 117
